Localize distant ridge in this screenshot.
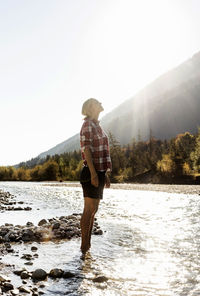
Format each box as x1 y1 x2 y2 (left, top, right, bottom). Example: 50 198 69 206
38 134 80 159
36 51 200 159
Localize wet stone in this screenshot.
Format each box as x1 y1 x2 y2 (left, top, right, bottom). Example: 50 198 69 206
0 212 102 243
18 285 31 293
31 269 47 281
3 282 14 291
24 261 33 265
26 222 34 227
0 274 11 282
11 289 20 295
20 271 30 279
62 271 75 278
31 246 38 252
92 276 109 283
93 229 103 235
21 254 33 260
49 268 63 278
38 219 47 226
52 222 60 229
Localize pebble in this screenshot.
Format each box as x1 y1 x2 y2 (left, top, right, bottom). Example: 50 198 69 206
0 190 32 212
31 246 38 252
92 276 109 283
20 271 30 279
18 285 31 293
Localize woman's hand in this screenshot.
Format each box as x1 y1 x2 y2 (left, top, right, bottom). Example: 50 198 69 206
105 174 110 188
91 173 99 187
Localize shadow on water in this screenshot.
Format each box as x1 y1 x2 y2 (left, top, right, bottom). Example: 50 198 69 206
44 252 98 296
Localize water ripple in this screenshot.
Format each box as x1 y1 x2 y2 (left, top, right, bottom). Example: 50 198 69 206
0 181 200 295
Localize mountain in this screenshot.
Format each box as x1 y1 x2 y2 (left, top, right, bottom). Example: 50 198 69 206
38 51 200 159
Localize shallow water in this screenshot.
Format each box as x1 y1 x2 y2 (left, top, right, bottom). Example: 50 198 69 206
1 181 200 296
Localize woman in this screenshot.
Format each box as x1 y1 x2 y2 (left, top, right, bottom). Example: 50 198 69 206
80 98 112 255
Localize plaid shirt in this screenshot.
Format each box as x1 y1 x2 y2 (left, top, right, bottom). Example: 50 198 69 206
80 117 112 171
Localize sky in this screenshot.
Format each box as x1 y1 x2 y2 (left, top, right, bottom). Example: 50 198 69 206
1 0 200 166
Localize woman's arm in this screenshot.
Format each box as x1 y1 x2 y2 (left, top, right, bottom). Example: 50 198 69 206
105 172 110 188
84 147 99 187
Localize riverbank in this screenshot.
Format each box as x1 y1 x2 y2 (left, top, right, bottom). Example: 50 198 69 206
42 181 200 195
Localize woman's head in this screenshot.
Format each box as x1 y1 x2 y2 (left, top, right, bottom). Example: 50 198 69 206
82 98 104 118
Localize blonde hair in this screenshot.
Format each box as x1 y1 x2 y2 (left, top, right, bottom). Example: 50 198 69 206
81 98 98 117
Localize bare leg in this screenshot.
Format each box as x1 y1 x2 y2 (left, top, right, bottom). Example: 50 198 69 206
88 199 100 249
80 197 100 254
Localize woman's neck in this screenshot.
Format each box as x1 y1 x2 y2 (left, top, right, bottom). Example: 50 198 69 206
90 113 99 121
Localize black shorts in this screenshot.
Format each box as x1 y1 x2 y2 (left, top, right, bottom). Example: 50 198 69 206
80 166 106 199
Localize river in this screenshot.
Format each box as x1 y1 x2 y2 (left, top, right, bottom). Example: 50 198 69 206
0 181 200 296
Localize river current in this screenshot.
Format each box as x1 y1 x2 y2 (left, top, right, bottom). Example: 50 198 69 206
0 181 200 296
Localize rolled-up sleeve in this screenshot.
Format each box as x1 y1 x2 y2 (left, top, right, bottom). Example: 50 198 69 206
80 121 93 153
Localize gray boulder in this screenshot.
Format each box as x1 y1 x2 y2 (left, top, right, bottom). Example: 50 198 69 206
31 269 47 281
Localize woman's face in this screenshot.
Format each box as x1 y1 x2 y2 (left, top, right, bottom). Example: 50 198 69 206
92 100 104 113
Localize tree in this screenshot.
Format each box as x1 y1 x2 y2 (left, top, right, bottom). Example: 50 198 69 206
108 132 125 176
40 160 59 181
190 128 200 172
157 154 176 175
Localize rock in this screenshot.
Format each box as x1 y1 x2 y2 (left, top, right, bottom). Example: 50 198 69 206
31 246 38 252
38 219 47 226
20 271 30 279
3 282 14 291
11 289 20 295
13 268 26 276
32 269 47 281
14 207 23 211
0 213 103 243
93 229 103 235
5 242 11 248
49 268 63 278
52 222 60 230
0 274 11 282
26 222 34 227
32 287 38 291
18 285 31 293
92 276 108 283
21 254 32 261
62 271 75 278
24 261 33 265
21 229 35 242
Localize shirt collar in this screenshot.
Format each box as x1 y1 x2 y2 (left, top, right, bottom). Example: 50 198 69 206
85 117 100 125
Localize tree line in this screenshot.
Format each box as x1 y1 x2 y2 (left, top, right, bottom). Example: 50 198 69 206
0 129 200 183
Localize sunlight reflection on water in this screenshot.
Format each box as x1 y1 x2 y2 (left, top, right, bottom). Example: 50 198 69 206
1 182 200 295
